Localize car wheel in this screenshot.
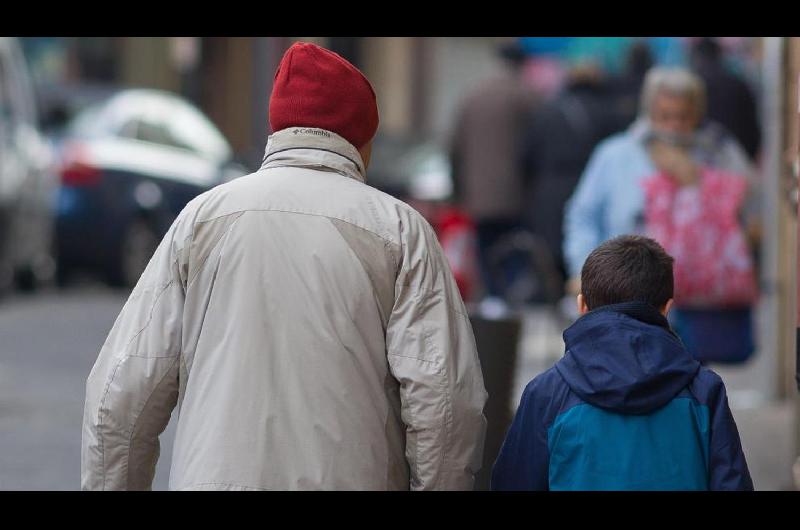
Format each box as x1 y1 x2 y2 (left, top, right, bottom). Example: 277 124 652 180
116 218 160 289
14 266 36 292
15 253 57 293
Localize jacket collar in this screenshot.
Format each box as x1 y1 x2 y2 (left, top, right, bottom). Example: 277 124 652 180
259 127 367 183
586 301 678 338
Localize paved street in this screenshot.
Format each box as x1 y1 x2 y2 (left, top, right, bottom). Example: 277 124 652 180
0 285 796 490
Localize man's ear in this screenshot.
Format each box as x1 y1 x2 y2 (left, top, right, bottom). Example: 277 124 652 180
661 298 674 317
577 293 590 315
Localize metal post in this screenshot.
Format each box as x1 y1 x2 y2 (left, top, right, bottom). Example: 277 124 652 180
761 37 785 402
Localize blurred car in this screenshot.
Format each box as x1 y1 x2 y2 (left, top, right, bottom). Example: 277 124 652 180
368 133 454 202
0 37 57 296
54 88 249 288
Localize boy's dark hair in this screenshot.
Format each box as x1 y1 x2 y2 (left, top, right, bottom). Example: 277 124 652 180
581 235 674 310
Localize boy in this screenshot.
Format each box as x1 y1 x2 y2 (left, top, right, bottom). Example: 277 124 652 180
491 235 753 490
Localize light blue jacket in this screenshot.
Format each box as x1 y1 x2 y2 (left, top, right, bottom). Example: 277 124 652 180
563 119 753 277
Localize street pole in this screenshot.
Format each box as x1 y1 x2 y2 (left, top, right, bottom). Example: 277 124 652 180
761 37 785 404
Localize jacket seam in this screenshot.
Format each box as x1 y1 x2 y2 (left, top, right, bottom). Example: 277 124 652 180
96 277 177 489
329 218 394 329
388 354 446 489
122 280 176 351
197 207 399 249
125 355 180 490
423 326 453 489
192 210 246 227
187 211 244 288
366 195 388 246
401 284 470 320
124 229 189 304
176 482 271 491
387 352 438 365
96 355 127 491
179 352 189 396
124 353 179 359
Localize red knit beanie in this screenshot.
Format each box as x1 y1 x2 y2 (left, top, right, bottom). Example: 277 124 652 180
269 42 379 149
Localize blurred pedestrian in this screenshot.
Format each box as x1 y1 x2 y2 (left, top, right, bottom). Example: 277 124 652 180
82 42 488 491
609 39 655 126
491 235 753 490
450 40 539 300
562 67 759 363
690 37 761 161
521 58 627 295
564 67 755 284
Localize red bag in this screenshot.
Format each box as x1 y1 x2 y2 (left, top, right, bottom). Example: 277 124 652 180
642 167 758 307
431 206 480 303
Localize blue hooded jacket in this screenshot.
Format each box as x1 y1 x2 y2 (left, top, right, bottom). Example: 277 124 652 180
491 302 753 491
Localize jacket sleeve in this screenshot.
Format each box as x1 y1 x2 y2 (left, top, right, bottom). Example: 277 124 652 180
707 377 754 490
386 212 488 490
562 142 611 278
491 380 549 490
81 212 192 491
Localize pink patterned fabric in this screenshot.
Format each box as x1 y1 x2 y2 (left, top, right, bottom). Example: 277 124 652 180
643 167 758 307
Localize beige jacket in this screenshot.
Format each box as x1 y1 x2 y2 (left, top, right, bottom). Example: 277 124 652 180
81 127 488 491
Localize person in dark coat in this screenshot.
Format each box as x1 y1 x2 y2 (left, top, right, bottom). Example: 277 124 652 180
520 62 626 291
450 41 539 299
690 37 761 161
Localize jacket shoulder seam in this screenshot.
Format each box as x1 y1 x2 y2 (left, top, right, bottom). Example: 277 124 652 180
198 207 400 249
187 211 245 288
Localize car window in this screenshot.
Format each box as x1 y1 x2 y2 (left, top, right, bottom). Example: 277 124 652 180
133 118 196 152
117 117 138 140
109 93 231 162
160 98 231 162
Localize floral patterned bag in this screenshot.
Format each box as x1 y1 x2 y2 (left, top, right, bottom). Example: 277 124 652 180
642 167 758 308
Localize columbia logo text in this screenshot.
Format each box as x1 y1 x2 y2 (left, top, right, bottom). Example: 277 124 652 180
293 128 331 138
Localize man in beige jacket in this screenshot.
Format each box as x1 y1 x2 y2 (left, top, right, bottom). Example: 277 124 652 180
81 42 488 491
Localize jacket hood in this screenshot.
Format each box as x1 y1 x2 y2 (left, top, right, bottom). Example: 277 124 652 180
555 302 700 414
